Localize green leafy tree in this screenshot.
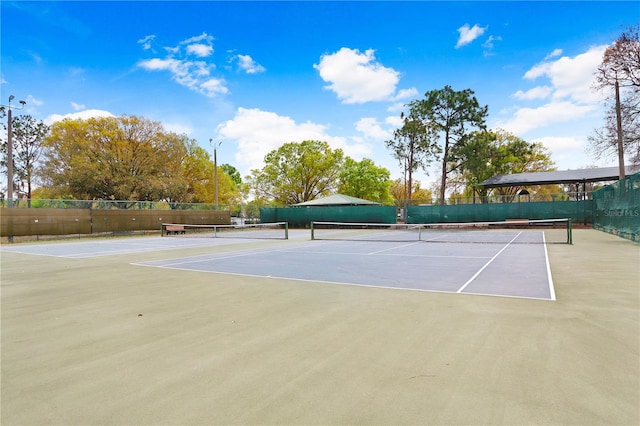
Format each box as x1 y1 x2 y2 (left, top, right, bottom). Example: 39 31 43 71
42 116 189 202
411 85 489 204
180 141 212 203
219 164 244 215
385 111 440 203
215 170 242 207
459 130 555 202
0 113 50 202
411 186 433 205
165 141 241 205
338 157 392 204
248 140 344 204
390 178 432 207
221 164 242 188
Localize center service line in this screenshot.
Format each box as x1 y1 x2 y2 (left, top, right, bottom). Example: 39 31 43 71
456 231 522 293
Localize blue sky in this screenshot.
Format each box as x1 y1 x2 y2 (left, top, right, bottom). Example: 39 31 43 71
2 1 637 189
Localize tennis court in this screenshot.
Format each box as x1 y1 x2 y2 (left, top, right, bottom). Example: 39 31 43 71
1 227 638 425
135 229 556 300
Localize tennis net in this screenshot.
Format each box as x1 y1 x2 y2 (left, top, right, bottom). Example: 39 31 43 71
310 219 572 244
162 222 289 240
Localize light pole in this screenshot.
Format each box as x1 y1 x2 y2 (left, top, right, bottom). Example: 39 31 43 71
614 77 625 179
2 95 26 208
209 139 222 210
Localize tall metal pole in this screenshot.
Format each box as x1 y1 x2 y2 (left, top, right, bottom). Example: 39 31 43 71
7 106 13 209
210 139 222 210
2 95 26 209
615 78 625 179
2 96 25 244
214 144 218 210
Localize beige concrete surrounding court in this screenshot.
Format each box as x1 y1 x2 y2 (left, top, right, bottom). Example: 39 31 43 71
1 229 638 425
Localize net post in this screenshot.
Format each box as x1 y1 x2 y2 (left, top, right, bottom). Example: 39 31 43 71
568 218 573 245
284 222 289 240
161 223 165 237
310 221 315 240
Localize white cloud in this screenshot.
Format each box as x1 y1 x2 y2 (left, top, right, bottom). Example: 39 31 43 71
523 45 607 104
456 24 487 48
314 47 400 104
45 109 115 124
236 54 266 74
482 35 502 56
137 32 226 98
497 101 596 134
200 78 229 97
26 95 44 107
500 44 609 136
385 115 404 128
137 35 155 50
71 101 85 111
392 87 419 101
545 48 563 60
18 95 44 115
512 86 552 101
355 117 392 140
533 136 583 154
180 33 213 45
216 107 371 175
531 135 599 169
187 43 213 57
387 102 407 113
138 57 181 72
162 121 193 136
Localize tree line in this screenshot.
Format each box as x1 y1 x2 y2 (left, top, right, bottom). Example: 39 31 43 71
1 26 637 207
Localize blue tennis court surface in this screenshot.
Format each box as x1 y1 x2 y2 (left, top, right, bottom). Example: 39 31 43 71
0 235 261 258
133 232 556 301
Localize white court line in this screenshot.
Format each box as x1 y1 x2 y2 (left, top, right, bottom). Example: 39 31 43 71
0 236 292 259
51 241 222 259
368 241 422 255
288 249 490 260
456 231 522 293
543 232 556 301
0 239 217 259
421 234 450 242
131 242 324 268
137 246 492 270
0 249 73 259
142 249 278 268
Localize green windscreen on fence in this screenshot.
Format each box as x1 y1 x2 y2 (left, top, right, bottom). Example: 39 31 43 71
593 172 640 242
260 206 397 227
407 200 593 225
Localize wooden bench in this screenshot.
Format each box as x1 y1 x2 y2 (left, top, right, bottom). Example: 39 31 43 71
164 225 185 235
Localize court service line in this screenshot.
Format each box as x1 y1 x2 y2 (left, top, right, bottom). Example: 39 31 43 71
368 241 422 255
456 231 522 293
282 248 490 259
